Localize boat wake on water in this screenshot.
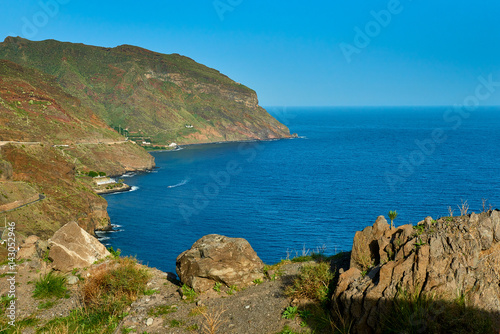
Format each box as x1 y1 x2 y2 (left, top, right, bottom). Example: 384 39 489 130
167 178 190 189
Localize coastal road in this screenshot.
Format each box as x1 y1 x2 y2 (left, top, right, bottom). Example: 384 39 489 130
0 140 131 147
0 194 46 214
0 141 41 146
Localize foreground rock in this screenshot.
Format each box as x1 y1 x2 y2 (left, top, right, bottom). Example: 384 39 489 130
176 234 264 292
334 210 500 333
48 222 110 272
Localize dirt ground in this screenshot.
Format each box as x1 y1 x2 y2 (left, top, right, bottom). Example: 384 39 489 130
0 257 343 334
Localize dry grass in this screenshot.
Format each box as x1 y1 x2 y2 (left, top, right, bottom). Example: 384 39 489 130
285 262 334 304
458 199 469 216
200 307 227 334
351 239 373 271
81 257 150 312
482 198 492 213
448 206 454 217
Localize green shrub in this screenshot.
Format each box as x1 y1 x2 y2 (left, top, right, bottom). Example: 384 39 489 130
282 306 298 319
285 262 334 304
107 246 121 258
87 171 98 177
382 288 494 334
39 257 150 333
181 284 198 302
33 271 68 299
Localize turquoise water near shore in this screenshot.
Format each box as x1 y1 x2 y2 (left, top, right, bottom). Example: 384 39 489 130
101 107 500 273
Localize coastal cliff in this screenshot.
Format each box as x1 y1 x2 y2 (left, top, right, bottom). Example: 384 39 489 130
0 37 292 146
0 60 154 238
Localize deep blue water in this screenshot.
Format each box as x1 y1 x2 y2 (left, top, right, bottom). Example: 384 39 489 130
101 107 500 273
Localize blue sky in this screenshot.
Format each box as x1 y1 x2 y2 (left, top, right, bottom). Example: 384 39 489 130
2 0 500 106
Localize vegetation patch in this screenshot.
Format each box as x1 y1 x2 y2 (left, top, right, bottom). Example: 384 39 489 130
38 257 150 333
285 262 334 305
32 271 68 299
381 288 494 334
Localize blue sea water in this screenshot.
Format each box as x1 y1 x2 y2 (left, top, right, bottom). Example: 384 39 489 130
102 107 500 273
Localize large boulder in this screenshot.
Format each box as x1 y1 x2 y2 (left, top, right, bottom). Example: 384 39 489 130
48 222 110 272
176 234 264 292
334 211 500 333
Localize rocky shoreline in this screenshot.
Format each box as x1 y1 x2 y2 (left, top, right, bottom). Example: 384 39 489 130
94 183 132 195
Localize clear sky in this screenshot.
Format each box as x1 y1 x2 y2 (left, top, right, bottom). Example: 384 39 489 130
2 0 500 106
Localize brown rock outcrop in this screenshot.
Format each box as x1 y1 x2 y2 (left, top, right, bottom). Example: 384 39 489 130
0 159 13 180
48 222 110 272
334 211 500 333
176 234 264 292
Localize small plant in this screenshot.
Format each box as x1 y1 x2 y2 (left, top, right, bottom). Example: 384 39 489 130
298 309 312 319
38 300 56 309
33 271 68 299
226 285 238 295
448 206 454 217
213 282 222 292
144 288 158 296
170 319 183 327
282 306 298 319
187 324 199 331
482 198 493 213
252 278 263 285
188 305 207 317
361 270 368 277
414 238 426 249
107 246 121 258
148 304 177 316
182 284 198 302
201 307 227 334
458 199 469 216
388 210 398 229
413 224 425 235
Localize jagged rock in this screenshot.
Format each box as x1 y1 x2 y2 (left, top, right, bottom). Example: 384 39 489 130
48 222 110 272
350 216 390 270
176 234 264 292
334 211 500 333
16 235 40 260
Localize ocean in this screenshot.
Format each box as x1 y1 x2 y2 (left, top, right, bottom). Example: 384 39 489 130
100 107 500 273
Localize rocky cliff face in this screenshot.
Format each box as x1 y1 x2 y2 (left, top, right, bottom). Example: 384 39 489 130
0 37 291 145
1 144 111 238
334 211 500 333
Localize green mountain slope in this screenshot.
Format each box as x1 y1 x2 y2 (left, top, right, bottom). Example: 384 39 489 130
0 37 291 145
0 59 154 237
0 59 121 143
